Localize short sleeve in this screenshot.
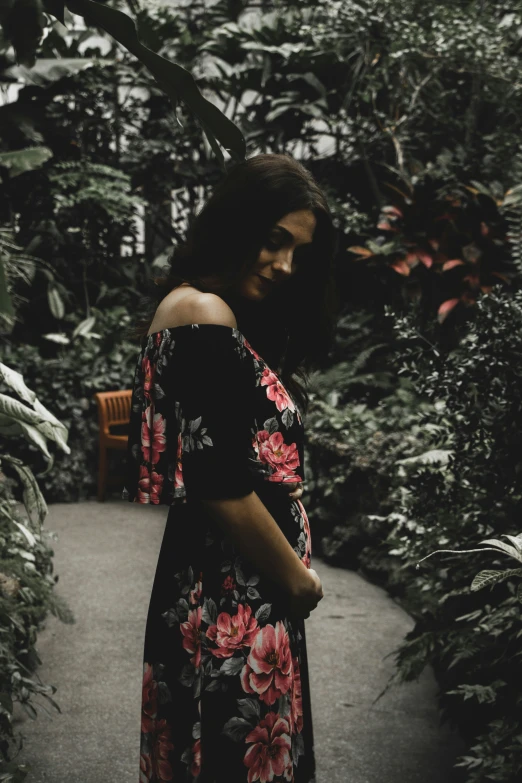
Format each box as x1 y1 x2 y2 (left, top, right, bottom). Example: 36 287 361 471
174 326 256 502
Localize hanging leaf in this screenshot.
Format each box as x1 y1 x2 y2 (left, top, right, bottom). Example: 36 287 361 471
65 0 245 165
47 284 65 320
43 0 65 25
2 456 48 530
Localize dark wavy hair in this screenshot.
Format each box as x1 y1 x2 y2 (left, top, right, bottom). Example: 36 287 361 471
127 152 340 416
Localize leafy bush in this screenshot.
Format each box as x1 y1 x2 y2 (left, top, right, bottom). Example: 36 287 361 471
0 363 74 781
1 306 141 504
369 289 522 782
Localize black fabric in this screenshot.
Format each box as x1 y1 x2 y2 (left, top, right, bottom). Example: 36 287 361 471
175 325 256 501
123 324 316 783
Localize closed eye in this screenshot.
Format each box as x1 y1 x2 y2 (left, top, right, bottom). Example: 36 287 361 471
264 239 312 261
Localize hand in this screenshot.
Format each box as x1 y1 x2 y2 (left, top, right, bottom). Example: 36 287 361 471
286 567 324 620
288 481 304 500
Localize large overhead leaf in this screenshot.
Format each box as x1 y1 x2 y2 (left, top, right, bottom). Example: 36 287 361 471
43 0 65 25
66 0 246 167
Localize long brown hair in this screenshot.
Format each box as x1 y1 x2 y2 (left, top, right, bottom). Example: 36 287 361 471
127 152 340 415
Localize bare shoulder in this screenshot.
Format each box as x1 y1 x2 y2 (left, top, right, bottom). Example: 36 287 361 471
149 288 237 333
189 293 238 328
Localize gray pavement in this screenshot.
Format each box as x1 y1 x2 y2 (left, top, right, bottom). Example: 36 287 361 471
12 500 466 783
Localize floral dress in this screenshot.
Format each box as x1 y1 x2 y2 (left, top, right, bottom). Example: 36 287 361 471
123 324 316 783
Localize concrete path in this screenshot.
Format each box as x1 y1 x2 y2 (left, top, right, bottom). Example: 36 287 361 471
12 500 466 782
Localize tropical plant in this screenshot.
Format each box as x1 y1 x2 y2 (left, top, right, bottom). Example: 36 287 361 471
363 288 522 783
0 360 75 779
416 532 522 599
348 170 520 324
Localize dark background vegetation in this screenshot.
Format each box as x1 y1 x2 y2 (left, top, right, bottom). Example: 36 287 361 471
1 1 522 780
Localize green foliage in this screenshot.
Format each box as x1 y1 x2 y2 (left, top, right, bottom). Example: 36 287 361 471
303 308 432 572
2 306 142 503
307 288 522 779
0 148 53 180
0 359 74 777
48 160 143 222
363 289 522 781
0 0 245 165
348 170 519 323
1 1 522 779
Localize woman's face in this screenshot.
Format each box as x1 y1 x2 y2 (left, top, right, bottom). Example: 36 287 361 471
235 209 317 299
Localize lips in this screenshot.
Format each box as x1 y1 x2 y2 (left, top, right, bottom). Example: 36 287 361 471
257 275 274 285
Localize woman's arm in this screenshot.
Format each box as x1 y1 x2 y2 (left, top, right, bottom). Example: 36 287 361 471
201 491 313 597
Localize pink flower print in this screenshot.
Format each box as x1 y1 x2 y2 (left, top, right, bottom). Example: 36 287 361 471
261 368 296 413
243 711 292 783
142 355 154 397
206 603 259 659
289 655 303 735
189 575 202 606
180 606 202 668
140 752 153 783
221 574 236 596
240 622 293 705
256 430 300 481
141 406 166 465
174 431 184 492
137 464 164 504
190 738 201 778
243 338 261 362
153 718 174 781
141 662 158 734
297 499 312 567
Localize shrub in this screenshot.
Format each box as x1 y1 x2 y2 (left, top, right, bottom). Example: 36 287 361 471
372 290 522 782
0 362 74 780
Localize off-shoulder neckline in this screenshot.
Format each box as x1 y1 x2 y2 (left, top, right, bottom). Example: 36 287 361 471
144 323 244 341
143 323 299 413
143 323 262 363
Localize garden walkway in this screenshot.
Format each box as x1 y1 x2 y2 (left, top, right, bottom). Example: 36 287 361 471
13 500 466 783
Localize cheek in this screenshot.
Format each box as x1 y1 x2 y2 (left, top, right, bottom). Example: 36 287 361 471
257 248 271 263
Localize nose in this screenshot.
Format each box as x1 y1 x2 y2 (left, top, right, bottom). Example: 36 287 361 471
271 249 294 278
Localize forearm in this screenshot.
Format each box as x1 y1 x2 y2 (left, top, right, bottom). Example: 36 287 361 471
200 491 310 597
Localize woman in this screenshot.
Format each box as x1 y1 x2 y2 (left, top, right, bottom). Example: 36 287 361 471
123 152 339 783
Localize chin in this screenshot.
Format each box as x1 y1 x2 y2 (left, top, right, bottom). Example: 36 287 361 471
237 275 271 300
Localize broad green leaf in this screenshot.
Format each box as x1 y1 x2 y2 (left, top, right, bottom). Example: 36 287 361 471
42 332 70 344
0 394 43 427
2 455 48 529
36 418 71 458
72 316 96 338
471 568 522 592
395 449 453 466
478 538 522 562
66 0 245 165
11 518 37 548
19 421 53 462
501 534 522 553
0 146 53 178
